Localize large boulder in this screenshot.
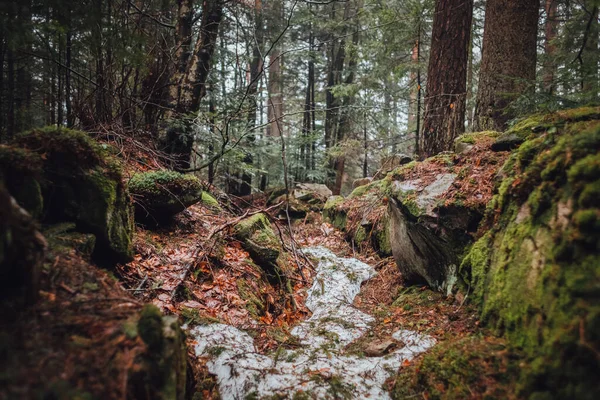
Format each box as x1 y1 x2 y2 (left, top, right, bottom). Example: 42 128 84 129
233 213 285 282
386 137 509 292
0 181 46 304
459 108 600 398
129 170 206 223
12 127 134 263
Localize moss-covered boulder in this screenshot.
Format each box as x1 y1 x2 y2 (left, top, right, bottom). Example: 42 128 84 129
0 145 44 219
129 170 205 223
0 181 46 304
268 183 331 219
460 108 600 399
233 213 285 282
128 304 188 400
12 127 134 263
323 195 347 230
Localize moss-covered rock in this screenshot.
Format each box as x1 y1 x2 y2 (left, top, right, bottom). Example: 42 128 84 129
129 170 204 223
0 145 44 219
43 223 96 260
129 304 188 400
0 181 46 304
12 127 134 263
460 109 600 399
454 131 500 153
392 336 521 400
323 195 347 230
199 191 221 210
233 213 285 282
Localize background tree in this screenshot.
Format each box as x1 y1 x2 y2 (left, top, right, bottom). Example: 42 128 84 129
419 0 473 158
474 0 541 131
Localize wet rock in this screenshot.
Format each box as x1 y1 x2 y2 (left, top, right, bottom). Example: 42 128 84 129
0 181 46 304
129 170 204 224
491 132 524 151
233 213 284 282
12 127 134 263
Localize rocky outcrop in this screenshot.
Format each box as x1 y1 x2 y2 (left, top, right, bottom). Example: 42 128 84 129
129 170 208 223
459 107 600 398
12 127 134 263
234 213 285 282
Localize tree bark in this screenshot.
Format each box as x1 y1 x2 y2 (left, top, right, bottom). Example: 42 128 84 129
581 4 599 100
474 0 540 132
543 0 558 94
420 0 473 158
166 0 194 117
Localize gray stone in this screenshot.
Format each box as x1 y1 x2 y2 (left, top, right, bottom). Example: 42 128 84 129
491 133 524 151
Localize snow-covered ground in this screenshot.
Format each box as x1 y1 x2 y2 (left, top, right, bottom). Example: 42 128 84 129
189 247 435 399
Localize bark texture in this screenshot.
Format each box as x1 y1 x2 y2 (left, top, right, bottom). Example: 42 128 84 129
474 0 540 132
420 0 473 159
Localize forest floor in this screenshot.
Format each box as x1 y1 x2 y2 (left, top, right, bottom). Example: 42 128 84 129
0 194 481 399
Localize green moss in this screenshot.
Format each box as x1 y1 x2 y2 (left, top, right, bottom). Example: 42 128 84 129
323 196 347 230
9 127 133 263
354 225 367 245
200 191 220 209
234 214 284 282
237 279 265 319
392 336 520 400
138 304 164 351
460 108 600 398
129 170 203 219
456 130 501 145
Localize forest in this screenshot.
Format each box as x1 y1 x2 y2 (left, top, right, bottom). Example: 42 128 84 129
0 0 599 399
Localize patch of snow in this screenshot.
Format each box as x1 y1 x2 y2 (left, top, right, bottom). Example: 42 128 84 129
189 247 435 399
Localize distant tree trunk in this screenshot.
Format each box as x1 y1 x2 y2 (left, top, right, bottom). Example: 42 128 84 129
420 0 472 159
166 0 194 117
466 26 475 132
266 0 283 138
407 38 419 135
543 0 558 94
6 48 14 138
474 0 540 132
0 32 4 139
66 28 73 127
238 1 265 196
581 4 599 100
163 0 223 170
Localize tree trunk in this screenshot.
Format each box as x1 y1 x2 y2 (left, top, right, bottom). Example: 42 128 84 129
474 0 540 132
66 28 73 127
163 0 223 170
166 0 194 117
581 4 599 100
543 0 558 94
420 0 473 159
